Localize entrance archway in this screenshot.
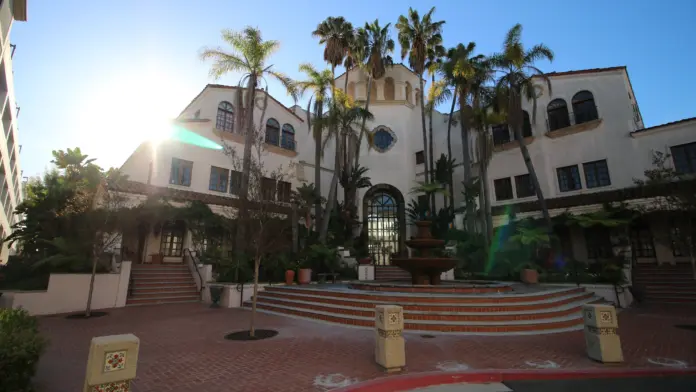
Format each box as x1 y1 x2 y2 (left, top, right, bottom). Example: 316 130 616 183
362 184 406 265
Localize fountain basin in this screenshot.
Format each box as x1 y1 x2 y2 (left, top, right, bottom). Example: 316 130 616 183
391 257 457 285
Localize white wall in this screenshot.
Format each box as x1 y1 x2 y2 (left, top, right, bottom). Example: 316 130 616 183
1 261 133 316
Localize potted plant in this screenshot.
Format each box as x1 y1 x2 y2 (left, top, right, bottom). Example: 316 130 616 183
358 256 372 265
518 262 540 284
284 257 296 286
297 258 312 285
208 285 223 308
150 252 164 264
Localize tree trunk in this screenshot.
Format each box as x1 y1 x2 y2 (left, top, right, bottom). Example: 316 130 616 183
320 131 342 243
446 94 456 211
249 256 261 337
314 100 323 234
419 76 430 189
459 90 473 232
85 250 98 317
234 75 258 255
354 76 373 168
428 74 436 214
291 204 299 253
508 91 553 233
482 159 493 244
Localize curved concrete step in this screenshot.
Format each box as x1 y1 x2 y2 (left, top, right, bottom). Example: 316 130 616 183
126 295 199 305
243 302 584 334
258 290 594 312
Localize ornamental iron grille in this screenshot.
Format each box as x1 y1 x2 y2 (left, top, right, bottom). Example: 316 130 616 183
367 192 400 265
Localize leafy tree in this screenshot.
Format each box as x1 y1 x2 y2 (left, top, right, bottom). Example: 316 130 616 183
635 151 696 279
396 7 445 192
201 27 296 260
338 164 372 241
490 24 554 234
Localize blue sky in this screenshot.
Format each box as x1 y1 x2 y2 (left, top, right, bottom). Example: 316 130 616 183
11 0 696 178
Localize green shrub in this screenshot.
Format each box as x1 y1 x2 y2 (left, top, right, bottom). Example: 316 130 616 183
0 308 48 392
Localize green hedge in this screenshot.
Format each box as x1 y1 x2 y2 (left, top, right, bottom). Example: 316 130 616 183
0 308 48 392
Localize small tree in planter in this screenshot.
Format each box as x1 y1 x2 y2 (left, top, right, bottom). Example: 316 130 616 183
220 93 295 338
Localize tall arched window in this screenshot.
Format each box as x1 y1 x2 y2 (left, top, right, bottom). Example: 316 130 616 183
547 99 570 131
521 111 533 138
265 118 280 145
281 123 295 150
384 77 395 100
216 101 235 132
572 90 598 124
347 81 356 98
370 82 378 102
405 82 413 104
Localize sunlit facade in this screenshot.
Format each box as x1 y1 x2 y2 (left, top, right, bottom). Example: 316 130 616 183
0 0 26 263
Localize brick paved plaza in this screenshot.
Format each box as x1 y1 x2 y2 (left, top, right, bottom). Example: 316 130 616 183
36 304 696 392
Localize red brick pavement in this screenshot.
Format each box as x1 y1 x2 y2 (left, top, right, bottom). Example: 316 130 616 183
35 304 696 392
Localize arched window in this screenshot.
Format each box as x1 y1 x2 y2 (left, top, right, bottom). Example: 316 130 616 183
572 90 598 124
281 123 295 150
216 101 235 132
521 111 533 138
265 118 280 145
405 82 413 104
370 82 378 102
384 77 395 100
363 184 405 265
547 99 570 131
347 81 356 98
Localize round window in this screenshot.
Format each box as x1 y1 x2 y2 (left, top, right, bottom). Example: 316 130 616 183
373 127 396 152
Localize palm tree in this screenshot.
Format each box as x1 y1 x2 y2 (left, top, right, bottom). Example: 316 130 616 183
316 91 374 242
440 42 486 232
296 63 334 233
312 17 354 84
427 76 457 209
396 7 445 190
201 27 296 256
425 44 446 213
490 24 554 233
353 20 395 168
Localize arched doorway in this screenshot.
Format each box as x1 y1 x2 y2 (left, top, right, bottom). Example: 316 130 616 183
362 184 406 265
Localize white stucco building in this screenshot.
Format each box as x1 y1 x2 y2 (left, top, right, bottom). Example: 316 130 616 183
0 0 27 263
117 64 695 268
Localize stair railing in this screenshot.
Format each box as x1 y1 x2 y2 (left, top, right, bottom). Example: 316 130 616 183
183 248 205 300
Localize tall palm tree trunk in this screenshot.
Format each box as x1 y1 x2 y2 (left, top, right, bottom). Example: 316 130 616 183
418 76 430 201
459 90 473 232
320 131 342 243
509 91 552 232
249 256 261 337
234 74 258 256
446 94 456 211
354 76 373 168
314 101 323 232
428 74 436 214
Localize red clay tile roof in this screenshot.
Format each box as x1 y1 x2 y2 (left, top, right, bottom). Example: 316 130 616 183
177 84 304 122
110 180 298 216
630 117 696 135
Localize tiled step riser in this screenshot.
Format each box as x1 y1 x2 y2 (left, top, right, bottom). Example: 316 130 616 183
130 289 199 297
253 297 585 321
257 291 593 312
131 273 193 278
262 287 585 304
131 277 195 283
350 284 512 294
246 303 584 332
127 264 199 306
131 286 197 293
127 297 199 305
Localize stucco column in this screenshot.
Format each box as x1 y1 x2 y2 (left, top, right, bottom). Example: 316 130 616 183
582 304 623 363
374 305 405 372
394 81 406 101
356 81 368 101
83 334 140 391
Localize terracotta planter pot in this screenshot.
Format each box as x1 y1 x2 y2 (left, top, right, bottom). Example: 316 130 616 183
285 270 296 285
358 257 372 265
298 268 312 285
520 268 539 284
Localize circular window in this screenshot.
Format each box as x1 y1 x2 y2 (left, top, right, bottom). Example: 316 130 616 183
372 126 396 152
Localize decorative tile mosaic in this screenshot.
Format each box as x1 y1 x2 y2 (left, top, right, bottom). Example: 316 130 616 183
600 311 613 323
103 351 127 373
90 380 129 392
585 310 593 320
388 312 400 325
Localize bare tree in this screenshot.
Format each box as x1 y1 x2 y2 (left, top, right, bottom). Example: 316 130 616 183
221 90 296 337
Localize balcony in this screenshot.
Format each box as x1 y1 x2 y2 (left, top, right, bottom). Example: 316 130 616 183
545 104 602 139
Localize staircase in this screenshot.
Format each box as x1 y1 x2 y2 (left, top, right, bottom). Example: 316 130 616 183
375 265 411 281
634 263 696 304
244 285 601 335
127 264 200 306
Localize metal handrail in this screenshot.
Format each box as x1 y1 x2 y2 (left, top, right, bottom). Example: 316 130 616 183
183 248 205 299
